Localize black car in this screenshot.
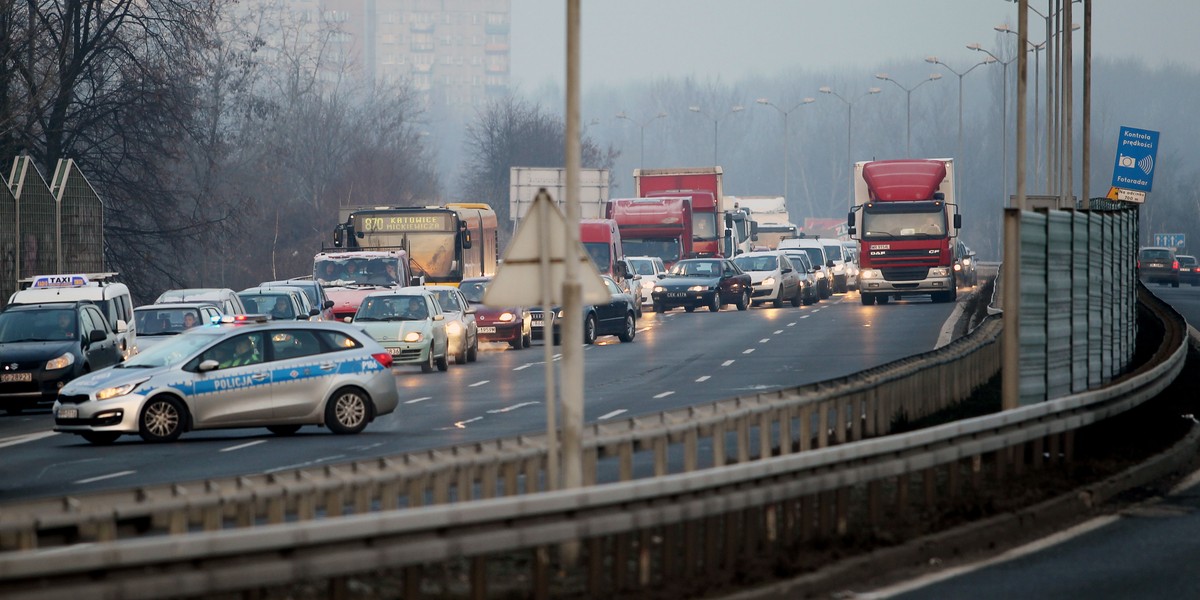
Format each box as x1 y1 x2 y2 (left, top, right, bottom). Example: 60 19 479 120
530 276 638 345
1138 247 1179 288
1177 254 1199 286
651 258 752 313
0 302 124 414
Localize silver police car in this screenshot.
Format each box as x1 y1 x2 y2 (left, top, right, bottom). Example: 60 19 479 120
53 315 401 444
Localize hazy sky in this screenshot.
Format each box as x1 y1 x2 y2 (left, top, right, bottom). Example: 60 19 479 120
510 1 1199 90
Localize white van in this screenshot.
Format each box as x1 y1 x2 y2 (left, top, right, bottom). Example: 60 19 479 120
9 273 138 357
155 288 246 317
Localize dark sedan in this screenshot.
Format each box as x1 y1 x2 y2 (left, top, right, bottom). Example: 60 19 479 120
530 276 638 345
651 258 752 313
460 277 532 349
1177 254 1200 286
1138 246 1179 288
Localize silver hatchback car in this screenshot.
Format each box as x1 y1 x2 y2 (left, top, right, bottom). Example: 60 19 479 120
52 316 400 444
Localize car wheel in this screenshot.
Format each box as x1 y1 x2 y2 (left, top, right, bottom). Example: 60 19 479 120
584 314 597 344
436 351 449 372
523 327 532 348
421 347 435 373
509 336 523 350
1173 280 1180 288
652 301 664 313
684 305 695 313
138 395 186 443
81 431 121 445
454 339 468 364
790 287 802 307
468 337 479 362
772 295 783 308
708 294 720 312
861 293 875 306
618 313 636 342
325 388 371 435
268 425 302 436
736 290 749 311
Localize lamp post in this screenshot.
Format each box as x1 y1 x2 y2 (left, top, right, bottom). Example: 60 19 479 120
616 111 667 168
967 43 1017 206
874 72 942 157
688 105 744 165
926 55 993 172
819 85 881 209
754 97 815 203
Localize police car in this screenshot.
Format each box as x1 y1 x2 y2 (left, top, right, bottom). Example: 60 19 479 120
52 315 400 444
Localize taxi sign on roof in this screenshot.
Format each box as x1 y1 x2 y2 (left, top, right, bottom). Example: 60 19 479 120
31 274 90 288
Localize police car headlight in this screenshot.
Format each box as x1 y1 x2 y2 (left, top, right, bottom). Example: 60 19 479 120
45 352 75 371
859 269 883 280
930 267 951 277
762 277 776 288
97 379 147 401
403 331 423 343
498 312 515 322
447 321 462 335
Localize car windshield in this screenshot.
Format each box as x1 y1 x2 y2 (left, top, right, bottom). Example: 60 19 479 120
0 308 77 342
732 255 778 272
823 245 844 262
668 260 721 277
118 331 223 368
1140 249 1172 261
459 280 487 303
135 308 204 335
628 259 658 276
355 296 429 321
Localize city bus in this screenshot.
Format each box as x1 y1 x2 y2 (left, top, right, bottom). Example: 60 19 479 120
331 203 499 286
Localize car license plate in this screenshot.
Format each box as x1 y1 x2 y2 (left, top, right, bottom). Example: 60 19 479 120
57 408 78 419
0 372 31 382
667 292 687 298
478 326 496 334
531 320 543 328
387 347 403 356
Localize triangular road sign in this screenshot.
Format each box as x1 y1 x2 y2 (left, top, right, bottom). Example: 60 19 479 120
484 190 611 307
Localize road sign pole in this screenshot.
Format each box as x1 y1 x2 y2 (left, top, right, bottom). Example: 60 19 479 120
538 195 559 492
562 0 584 498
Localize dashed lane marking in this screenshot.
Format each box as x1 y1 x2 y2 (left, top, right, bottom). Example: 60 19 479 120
653 391 675 399
774 330 784 334
469 380 490 387
759 338 770 343
598 409 627 420
721 360 735 367
75 471 135 485
743 348 755 355
488 402 539 414
220 440 266 453
0 431 57 449
404 396 432 404
696 375 711 383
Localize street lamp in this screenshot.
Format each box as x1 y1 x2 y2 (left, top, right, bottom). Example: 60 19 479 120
616 111 667 168
967 42 1017 206
754 97 815 202
688 105 744 164
874 72 942 157
819 85 881 208
925 56 995 172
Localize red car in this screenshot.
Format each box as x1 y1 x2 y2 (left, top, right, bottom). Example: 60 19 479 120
459 277 532 349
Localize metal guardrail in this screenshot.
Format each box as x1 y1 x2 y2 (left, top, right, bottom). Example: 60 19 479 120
0 287 1186 599
0 288 1003 552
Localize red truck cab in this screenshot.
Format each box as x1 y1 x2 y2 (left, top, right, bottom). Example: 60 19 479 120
634 167 724 258
580 218 624 277
607 197 693 269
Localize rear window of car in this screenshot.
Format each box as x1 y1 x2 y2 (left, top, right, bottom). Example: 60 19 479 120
1178 255 1197 267
1140 249 1172 260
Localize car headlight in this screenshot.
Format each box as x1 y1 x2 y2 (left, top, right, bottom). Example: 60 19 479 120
498 312 515 322
688 285 707 292
962 258 971 266
403 331 423 342
96 379 146 401
929 267 951 277
45 352 75 371
653 286 665 293
953 263 962 271
640 279 654 289
763 277 776 288
447 321 462 335
556 310 564 318
859 269 883 280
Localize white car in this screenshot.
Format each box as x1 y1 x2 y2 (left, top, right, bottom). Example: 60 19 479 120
821 240 851 293
627 256 667 308
778 238 833 299
353 290 450 373
731 251 803 308
425 286 479 364
840 241 860 291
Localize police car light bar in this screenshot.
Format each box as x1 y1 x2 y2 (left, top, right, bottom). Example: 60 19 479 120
214 314 271 324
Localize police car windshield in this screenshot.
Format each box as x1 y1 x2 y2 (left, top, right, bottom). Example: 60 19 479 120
0 308 76 343
119 331 222 368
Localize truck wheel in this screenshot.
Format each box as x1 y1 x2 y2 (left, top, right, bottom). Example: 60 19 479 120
736 290 749 311
861 293 875 306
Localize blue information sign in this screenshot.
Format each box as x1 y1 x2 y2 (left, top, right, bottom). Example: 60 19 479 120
1153 233 1185 249
1111 126 1160 193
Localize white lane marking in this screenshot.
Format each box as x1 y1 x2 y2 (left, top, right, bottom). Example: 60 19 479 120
800 315 811 319
598 409 627 420
759 338 770 343
513 364 534 371
721 360 735 367
454 416 484 429
75 471 135 485
404 396 432 404
742 348 755 355
0 431 57 449
787 322 797 327
653 391 675 399
863 515 1120 598
487 401 539 414
774 330 784 334
220 440 266 453
696 375 711 383
469 380 490 387
264 455 347 474
811 309 821 313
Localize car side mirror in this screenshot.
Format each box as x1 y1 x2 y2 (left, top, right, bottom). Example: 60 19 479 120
827 260 835 268
88 330 106 343
198 359 220 372
782 267 793 274
323 300 334 310
433 314 445 321
954 214 962 229
115 319 128 334
308 308 320 317
465 306 476 315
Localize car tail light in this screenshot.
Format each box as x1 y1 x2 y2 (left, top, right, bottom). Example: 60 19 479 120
371 352 393 368
1173 260 1180 271
1194 267 1200 273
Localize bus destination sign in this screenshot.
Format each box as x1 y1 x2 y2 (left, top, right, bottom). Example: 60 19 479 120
357 212 454 232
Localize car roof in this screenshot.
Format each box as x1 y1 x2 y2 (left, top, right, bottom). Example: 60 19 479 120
136 302 220 311
424 285 462 292
363 289 434 298
3 302 90 312
240 286 305 295
734 251 782 258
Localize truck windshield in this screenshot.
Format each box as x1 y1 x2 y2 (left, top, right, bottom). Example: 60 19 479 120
861 208 947 239
693 213 719 241
315 257 403 286
583 242 611 274
623 238 681 265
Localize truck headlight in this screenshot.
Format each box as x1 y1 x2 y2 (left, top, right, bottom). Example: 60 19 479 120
46 352 75 371
403 331 423 343
929 267 951 277
859 269 882 280
762 277 776 288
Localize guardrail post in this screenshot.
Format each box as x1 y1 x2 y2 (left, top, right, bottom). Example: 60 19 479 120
817 402 830 448
618 442 633 481
1032 437 1045 469
922 469 935 510
712 422 727 468
683 430 699 472
533 547 550 600
800 496 814 541
653 438 668 477
613 532 629 592
836 488 849 536
868 480 882 526
328 576 347 600
587 537 605 595
404 565 422 599
759 411 772 459
470 556 487 600
799 406 813 452
736 416 750 463
661 524 677 585
684 519 699 578
583 448 597 485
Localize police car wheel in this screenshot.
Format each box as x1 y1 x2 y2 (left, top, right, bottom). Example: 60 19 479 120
268 425 302 436
81 431 121 445
138 396 185 443
326 388 370 435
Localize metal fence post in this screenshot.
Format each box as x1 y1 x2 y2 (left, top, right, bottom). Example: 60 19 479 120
1019 210 1049 404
